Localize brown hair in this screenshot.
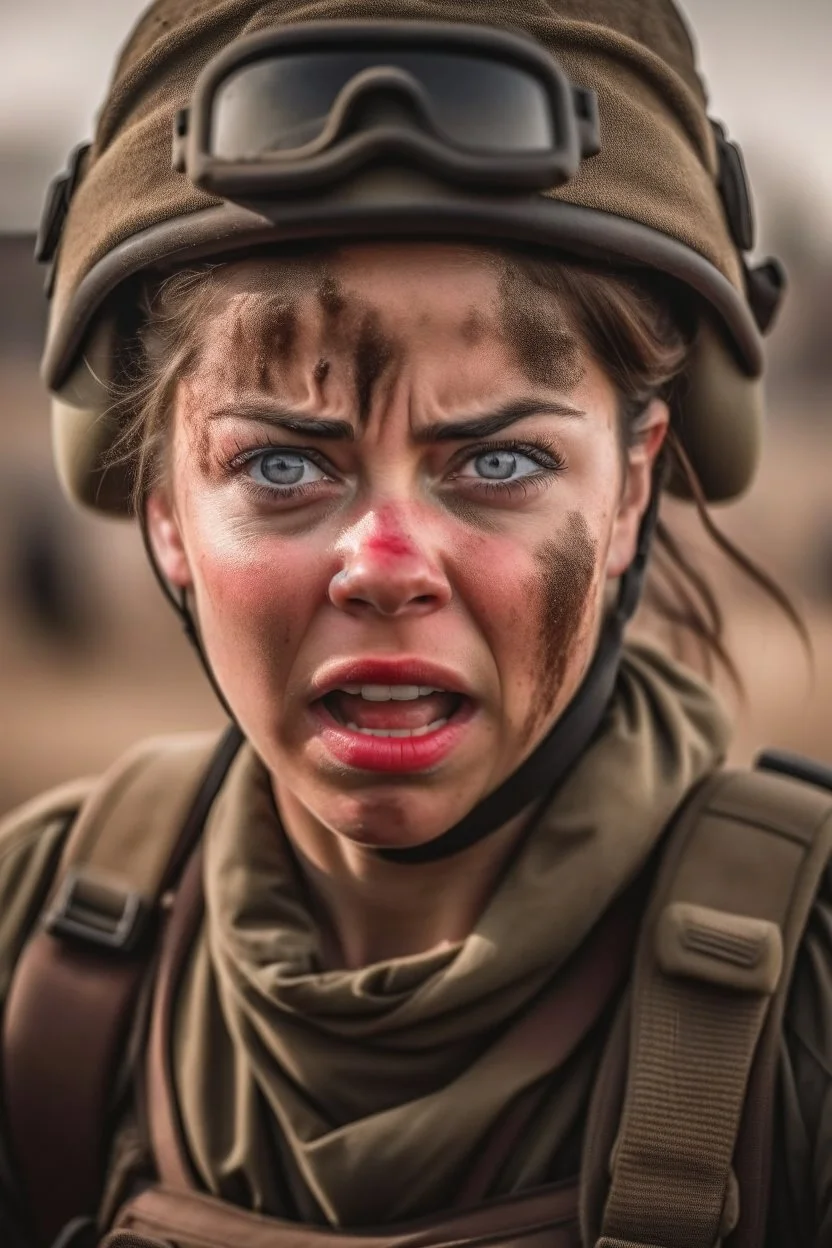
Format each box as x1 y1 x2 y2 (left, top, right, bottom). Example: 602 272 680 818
110 250 810 691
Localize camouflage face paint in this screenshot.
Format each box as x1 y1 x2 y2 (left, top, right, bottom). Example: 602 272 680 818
520 510 598 748
354 309 398 425
251 298 298 390
460 307 487 346
316 271 399 421
317 272 347 325
180 378 213 478
497 261 585 393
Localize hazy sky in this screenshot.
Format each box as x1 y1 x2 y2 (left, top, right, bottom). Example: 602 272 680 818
2 0 831 243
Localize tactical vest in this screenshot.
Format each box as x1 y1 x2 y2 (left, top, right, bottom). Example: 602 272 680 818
4 726 832 1248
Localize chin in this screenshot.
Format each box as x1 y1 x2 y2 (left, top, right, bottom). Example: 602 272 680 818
326 789 463 852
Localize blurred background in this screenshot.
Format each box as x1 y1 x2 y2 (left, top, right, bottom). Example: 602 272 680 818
1 0 830 814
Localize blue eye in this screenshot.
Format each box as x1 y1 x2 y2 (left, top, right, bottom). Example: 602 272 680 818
248 451 326 489
466 449 540 481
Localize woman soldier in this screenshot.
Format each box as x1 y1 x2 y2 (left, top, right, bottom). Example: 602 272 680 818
1 1 831 1246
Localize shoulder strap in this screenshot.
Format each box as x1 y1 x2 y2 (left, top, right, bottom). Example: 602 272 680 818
2 724 243 1248
580 762 832 1248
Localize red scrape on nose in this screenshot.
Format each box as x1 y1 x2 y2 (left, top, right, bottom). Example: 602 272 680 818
367 532 413 557
366 508 414 558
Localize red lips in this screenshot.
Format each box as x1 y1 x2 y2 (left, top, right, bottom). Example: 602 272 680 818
311 697 476 773
307 657 476 773
310 658 471 701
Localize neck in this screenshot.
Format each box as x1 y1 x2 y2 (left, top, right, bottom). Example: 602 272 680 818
272 785 537 969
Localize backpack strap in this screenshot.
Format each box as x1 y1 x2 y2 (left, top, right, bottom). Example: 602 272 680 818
580 763 832 1248
145 838 208 1192
2 724 243 1248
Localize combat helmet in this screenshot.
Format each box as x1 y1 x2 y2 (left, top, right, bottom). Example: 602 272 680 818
38 0 783 517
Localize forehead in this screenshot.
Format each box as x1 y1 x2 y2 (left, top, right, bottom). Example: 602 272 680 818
201 245 501 332
191 243 585 398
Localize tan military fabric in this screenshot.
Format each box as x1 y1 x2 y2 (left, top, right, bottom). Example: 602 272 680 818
0 650 829 1244
47 0 744 361
167 642 727 1224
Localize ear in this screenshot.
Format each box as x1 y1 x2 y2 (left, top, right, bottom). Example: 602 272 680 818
605 398 669 580
144 488 193 589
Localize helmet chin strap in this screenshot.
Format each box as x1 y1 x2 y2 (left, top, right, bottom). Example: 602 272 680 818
138 510 239 724
139 483 660 865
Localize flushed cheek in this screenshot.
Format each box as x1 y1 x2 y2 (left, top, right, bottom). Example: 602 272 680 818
453 514 601 748
449 530 556 709
187 526 327 718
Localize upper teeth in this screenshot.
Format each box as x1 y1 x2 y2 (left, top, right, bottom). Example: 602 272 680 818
337 685 442 701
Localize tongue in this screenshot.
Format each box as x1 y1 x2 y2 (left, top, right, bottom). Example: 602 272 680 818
328 692 459 730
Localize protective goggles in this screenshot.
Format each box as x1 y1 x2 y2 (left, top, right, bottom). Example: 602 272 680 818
172 21 601 198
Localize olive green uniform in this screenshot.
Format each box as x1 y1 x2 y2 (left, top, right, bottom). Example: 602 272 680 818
0 649 830 1245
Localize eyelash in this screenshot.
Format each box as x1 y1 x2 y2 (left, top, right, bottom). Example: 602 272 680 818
224 435 566 503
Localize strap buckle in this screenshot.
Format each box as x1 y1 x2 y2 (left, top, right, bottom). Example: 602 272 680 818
44 868 150 953
711 119 754 253
657 901 782 994
34 141 90 297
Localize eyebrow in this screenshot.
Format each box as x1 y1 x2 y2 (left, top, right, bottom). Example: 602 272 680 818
207 396 584 441
207 402 355 440
413 398 585 442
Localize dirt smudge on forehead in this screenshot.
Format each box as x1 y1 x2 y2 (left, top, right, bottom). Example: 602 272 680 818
317 272 347 333
354 309 398 424
178 378 213 478
175 259 326 473
202 256 328 389
460 307 488 346
520 509 598 749
252 299 298 389
315 267 400 423
496 260 585 394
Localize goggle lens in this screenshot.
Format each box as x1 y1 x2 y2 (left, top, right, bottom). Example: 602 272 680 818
210 49 556 160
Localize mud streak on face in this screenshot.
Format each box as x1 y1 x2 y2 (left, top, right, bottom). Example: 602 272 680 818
253 299 298 390
521 510 598 748
497 262 585 393
354 309 398 425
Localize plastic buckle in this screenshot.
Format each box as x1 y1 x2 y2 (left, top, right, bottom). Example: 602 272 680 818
44 868 150 954
711 119 755 253
34 141 90 297
656 901 783 995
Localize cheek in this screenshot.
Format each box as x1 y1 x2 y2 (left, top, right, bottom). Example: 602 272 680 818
185 510 327 682
526 511 599 731
452 512 600 743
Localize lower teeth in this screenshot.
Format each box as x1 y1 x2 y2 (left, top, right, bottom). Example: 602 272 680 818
345 718 448 738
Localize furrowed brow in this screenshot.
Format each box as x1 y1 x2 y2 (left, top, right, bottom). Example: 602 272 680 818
414 399 585 443
207 402 355 440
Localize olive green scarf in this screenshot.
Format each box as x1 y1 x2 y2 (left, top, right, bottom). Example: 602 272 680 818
172 643 730 1225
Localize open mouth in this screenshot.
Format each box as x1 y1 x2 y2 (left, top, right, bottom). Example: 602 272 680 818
310 679 476 773
320 685 467 737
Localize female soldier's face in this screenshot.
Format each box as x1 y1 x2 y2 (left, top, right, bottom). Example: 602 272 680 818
149 244 666 850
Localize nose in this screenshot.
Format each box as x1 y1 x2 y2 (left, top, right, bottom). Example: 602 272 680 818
329 508 452 618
